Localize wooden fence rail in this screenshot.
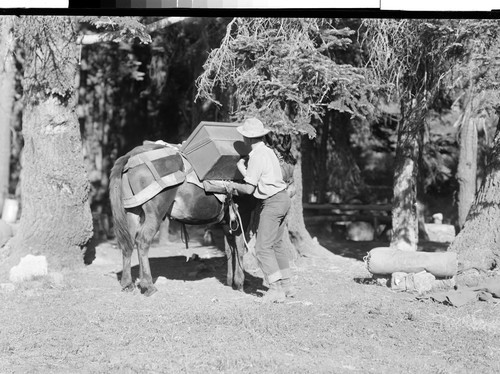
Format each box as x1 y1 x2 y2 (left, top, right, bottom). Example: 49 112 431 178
303 203 392 228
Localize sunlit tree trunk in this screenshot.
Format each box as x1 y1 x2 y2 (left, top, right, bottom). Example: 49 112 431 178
0 16 16 212
390 105 424 251
456 102 478 230
448 111 500 286
5 17 92 274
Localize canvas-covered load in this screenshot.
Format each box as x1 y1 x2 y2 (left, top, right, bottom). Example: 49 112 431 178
180 121 251 181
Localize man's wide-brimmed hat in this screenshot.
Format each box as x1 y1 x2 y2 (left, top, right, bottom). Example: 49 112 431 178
237 118 270 138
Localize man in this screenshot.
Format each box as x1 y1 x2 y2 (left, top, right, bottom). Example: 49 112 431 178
224 117 294 303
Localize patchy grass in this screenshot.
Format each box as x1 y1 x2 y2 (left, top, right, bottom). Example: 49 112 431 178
1 229 499 373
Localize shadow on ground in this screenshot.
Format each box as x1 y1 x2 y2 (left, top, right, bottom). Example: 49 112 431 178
115 256 266 296
308 225 451 262
318 238 450 262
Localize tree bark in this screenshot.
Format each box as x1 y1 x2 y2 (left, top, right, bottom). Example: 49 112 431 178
3 17 93 275
304 111 364 204
456 105 478 230
390 105 423 251
0 16 16 213
287 135 333 258
300 136 315 203
417 125 429 241
448 112 500 285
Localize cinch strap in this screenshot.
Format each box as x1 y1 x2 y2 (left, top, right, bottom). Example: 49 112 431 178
123 170 185 208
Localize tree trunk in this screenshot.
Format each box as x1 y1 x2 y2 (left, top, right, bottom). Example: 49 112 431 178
316 114 330 204
456 107 478 230
448 113 500 286
4 17 93 275
328 111 364 202
300 136 315 203
417 125 429 241
390 106 423 251
0 16 16 213
309 111 364 204
287 135 332 258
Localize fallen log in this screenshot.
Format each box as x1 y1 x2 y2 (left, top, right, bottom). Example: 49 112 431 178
365 247 457 278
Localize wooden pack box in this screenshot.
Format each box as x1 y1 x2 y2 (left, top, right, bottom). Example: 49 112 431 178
180 121 250 180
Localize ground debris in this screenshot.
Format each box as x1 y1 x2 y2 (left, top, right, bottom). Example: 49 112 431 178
1 233 499 374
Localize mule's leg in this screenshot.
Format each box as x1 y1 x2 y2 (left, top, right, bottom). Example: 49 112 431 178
121 211 140 292
136 202 164 297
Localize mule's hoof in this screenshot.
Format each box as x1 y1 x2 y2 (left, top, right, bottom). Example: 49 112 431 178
143 287 158 297
232 284 244 292
121 283 135 292
227 278 245 292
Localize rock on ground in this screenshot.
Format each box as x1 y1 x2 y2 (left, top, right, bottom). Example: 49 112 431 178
9 254 48 283
346 222 375 241
424 223 455 243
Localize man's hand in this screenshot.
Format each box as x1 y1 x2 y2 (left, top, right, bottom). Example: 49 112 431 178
237 158 247 177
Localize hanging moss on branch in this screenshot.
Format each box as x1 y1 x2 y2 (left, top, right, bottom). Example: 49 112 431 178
362 19 468 103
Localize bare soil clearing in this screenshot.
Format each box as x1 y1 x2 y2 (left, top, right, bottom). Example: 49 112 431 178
1 227 499 374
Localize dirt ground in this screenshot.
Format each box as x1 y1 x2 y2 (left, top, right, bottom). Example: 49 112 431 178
1 225 499 374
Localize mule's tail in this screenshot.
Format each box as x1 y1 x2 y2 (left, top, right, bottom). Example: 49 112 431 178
109 154 135 254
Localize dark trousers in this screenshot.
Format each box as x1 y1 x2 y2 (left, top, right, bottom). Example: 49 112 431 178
254 190 291 284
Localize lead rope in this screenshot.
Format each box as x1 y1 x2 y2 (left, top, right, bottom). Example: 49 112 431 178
226 187 250 252
228 198 249 274
180 223 189 249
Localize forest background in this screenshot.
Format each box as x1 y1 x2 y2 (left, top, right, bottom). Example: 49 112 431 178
1 16 500 286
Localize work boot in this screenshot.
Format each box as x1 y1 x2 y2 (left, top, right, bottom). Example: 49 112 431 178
260 281 285 303
280 278 296 298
